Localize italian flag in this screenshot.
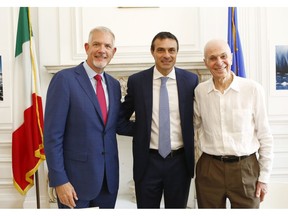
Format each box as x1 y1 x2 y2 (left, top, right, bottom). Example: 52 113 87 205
12 7 45 195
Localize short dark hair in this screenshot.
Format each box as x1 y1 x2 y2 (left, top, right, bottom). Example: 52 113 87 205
150 32 179 52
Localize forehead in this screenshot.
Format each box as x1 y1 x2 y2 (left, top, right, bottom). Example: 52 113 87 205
154 38 177 48
205 43 230 57
91 31 114 43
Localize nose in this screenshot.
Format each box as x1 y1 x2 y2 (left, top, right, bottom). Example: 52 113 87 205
163 50 170 58
98 44 106 53
215 56 222 65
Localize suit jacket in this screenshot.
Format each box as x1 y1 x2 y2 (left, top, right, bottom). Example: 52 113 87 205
44 63 122 200
122 66 199 183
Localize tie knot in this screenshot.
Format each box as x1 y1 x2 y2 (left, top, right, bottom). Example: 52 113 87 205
95 74 102 81
160 77 169 85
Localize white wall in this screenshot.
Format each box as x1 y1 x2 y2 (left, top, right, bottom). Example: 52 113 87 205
0 7 288 208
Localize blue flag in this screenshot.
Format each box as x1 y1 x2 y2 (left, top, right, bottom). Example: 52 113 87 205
228 7 246 77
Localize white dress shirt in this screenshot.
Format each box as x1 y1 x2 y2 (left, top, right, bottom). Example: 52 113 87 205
194 72 274 183
150 67 184 150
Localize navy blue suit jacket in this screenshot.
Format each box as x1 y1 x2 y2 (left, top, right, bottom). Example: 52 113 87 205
44 63 123 200
122 66 199 183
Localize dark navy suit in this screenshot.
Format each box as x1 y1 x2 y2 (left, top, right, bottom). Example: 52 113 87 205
121 66 198 208
44 62 130 208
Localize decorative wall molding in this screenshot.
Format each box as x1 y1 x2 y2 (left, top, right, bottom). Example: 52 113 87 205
55 7 203 65
45 61 210 80
45 62 210 100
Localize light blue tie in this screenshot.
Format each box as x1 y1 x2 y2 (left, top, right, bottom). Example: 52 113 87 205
158 77 171 158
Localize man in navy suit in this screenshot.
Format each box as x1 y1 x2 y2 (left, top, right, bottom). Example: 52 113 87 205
121 32 198 208
44 26 131 208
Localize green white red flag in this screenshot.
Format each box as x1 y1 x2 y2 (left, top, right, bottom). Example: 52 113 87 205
12 7 45 195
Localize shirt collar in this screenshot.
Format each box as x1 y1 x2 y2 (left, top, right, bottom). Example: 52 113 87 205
83 61 105 81
153 66 176 80
229 72 240 92
207 72 240 93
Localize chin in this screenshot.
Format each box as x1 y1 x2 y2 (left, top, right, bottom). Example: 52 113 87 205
93 62 107 69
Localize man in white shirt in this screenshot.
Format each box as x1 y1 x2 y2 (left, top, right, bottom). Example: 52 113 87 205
194 39 274 208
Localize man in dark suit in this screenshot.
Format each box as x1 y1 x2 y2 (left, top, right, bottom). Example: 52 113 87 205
121 32 198 208
44 26 132 208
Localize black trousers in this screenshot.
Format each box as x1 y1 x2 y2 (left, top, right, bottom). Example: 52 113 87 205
135 150 191 208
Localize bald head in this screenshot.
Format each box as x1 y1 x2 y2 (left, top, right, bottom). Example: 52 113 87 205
203 39 233 79
204 39 232 60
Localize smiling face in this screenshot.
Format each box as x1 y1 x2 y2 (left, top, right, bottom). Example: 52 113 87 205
85 29 116 73
151 38 178 76
203 39 233 80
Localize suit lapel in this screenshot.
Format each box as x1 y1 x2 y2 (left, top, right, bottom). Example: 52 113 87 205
74 64 105 124
175 69 186 123
143 68 153 133
104 74 116 128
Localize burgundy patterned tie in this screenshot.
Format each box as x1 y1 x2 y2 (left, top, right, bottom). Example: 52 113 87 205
94 74 107 125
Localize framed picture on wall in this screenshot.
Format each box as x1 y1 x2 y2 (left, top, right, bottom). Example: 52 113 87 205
269 44 288 97
0 55 3 101
276 45 288 90
0 54 11 108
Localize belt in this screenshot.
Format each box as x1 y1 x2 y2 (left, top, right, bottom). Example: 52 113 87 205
149 148 184 158
204 152 255 163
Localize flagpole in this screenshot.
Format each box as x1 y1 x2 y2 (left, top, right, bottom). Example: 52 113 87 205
27 7 41 209
35 170 40 208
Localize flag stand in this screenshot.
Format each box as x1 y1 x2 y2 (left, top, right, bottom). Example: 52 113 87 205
35 170 40 208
